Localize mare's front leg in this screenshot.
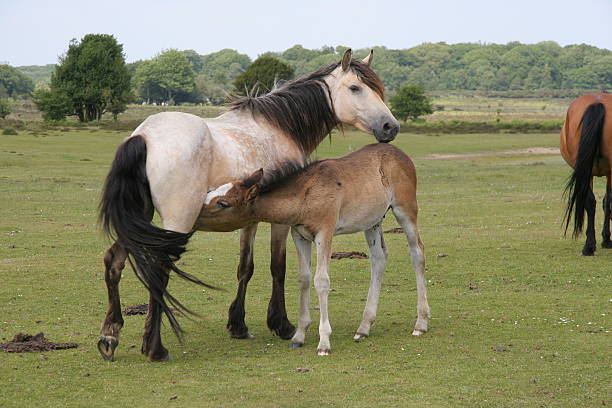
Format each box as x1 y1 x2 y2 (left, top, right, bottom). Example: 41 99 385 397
392 207 429 335
355 224 387 340
227 224 258 339
314 231 333 355
289 228 312 348
582 187 597 256
97 242 127 361
267 224 296 339
602 179 612 248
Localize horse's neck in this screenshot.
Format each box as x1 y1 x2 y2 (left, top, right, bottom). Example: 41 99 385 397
251 186 305 226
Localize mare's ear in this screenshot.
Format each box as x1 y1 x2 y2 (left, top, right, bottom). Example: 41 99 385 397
341 48 352 72
362 49 373 66
242 168 264 188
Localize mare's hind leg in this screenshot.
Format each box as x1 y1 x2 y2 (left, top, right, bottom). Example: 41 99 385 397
267 224 296 339
227 224 258 339
392 206 429 335
582 188 597 256
98 242 127 361
354 224 387 340
602 180 612 248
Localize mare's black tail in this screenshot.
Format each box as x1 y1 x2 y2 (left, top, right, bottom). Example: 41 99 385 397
563 102 606 238
99 135 214 340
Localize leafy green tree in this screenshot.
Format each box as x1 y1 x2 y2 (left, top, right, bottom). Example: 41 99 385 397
133 49 195 103
0 65 34 97
0 99 11 119
233 56 294 95
389 85 433 122
37 34 131 121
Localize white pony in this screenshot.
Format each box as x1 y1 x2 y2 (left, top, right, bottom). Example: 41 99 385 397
98 49 400 361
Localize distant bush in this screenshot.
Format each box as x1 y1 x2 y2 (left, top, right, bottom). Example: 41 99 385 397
0 99 10 119
400 120 562 134
2 127 18 135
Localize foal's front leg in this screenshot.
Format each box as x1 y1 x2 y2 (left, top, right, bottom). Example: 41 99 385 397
289 228 312 348
355 224 387 340
314 231 333 355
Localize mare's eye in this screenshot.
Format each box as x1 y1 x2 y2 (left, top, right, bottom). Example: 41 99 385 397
217 200 230 209
349 85 361 93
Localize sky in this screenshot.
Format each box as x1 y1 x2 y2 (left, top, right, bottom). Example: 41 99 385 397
1 0 611 66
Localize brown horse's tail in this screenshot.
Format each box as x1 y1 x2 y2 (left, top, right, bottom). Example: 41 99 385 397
99 135 215 340
563 102 607 238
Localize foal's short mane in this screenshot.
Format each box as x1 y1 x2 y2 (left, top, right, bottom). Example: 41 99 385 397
246 160 321 195
230 60 385 154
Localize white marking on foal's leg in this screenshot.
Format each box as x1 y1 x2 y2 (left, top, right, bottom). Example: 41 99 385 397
289 229 312 348
355 225 387 341
203 183 234 204
314 232 333 355
392 207 429 336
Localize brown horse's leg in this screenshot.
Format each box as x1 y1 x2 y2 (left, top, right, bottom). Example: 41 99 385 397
602 179 612 248
582 188 597 256
227 224 258 339
267 224 296 340
141 267 171 362
97 242 127 361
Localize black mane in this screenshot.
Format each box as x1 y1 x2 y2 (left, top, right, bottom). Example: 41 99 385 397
229 59 385 154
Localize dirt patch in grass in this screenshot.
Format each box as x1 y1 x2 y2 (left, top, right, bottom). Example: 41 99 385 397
0 333 78 353
384 227 404 234
123 304 149 315
426 147 559 160
331 251 368 259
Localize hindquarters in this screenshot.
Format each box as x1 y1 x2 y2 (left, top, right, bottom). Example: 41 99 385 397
563 100 608 239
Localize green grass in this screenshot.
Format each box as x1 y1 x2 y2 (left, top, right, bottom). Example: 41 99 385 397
1 129 609 407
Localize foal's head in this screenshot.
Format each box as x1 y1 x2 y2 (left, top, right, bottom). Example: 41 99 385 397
200 169 264 231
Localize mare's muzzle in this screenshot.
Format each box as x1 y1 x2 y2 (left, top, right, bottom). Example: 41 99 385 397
373 117 400 143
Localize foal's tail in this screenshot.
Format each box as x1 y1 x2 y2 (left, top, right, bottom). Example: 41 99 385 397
563 102 607 238
99 135 214 340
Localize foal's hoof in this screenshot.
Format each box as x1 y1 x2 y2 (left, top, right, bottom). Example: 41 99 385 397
412 329 426 336
353 333 369 341
232 332 255 340
316 348 331 356
602 241 612 249
289 341 304 349
97 336 118 361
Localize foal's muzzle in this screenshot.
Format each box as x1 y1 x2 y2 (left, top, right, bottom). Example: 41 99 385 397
373 118 400 143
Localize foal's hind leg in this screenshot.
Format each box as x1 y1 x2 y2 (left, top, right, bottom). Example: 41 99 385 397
267 224 296 339
582 188 597 256
98 242 127 361
601 179 612 248
354 224 387 340
227 224 258 339
392 206 429 335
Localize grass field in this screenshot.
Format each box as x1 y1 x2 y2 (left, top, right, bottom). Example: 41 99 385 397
1 127 610 407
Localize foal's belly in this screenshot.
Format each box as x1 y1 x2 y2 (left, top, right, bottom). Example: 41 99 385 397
334 203 390 235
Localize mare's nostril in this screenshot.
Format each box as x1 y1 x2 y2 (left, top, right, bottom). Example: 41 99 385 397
383 122 391 131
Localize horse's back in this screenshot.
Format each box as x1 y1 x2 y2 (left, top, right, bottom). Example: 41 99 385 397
560 93 612 169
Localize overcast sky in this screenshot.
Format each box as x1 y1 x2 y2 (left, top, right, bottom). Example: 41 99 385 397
1 0 611 66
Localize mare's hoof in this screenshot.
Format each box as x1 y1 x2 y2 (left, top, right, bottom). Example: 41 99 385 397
317 348 331 356
149 354 172 362
274 324 297 340
353 333 368 341
602 241 612 249
289 341 303 349
232 332 255 340
580 251 595 256
97 336 118 361
412 329 426 336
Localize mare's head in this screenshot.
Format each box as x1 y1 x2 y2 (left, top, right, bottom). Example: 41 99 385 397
200 170 264 231
327 49 399 142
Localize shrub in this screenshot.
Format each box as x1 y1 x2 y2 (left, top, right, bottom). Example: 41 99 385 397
2 127 18 135
0 98 10 119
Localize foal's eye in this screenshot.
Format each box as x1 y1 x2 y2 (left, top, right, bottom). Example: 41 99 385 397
349 85 361 93
217 200 230 209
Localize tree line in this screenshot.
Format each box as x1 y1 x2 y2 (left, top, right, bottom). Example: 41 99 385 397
1 37 610 122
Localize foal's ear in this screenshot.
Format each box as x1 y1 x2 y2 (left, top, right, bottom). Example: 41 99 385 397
362 49 373 66
242 168 264 188
341 48 352 72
